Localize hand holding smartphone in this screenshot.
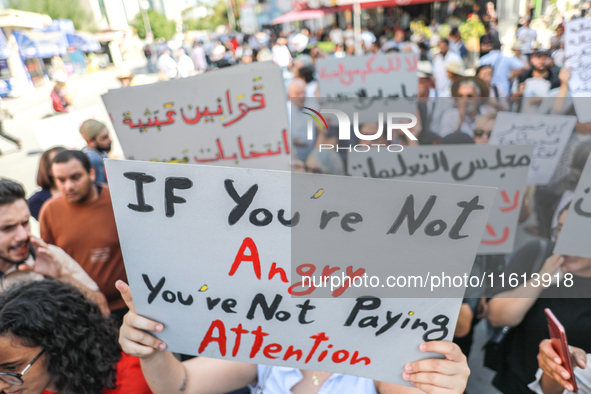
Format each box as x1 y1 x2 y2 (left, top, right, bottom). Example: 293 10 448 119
545 308 578 393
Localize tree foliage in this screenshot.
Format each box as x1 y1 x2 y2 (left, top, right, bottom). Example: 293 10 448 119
8 0 94 30
132 10 176 40
183 1 228 32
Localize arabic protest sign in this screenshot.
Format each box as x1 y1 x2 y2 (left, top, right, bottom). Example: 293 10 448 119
102 62 290 170
33 106 104 150
348 145 533 254
106 159 495 385
555 157 591 258
565 18 591 123
488 112 576 186
316 54 418 122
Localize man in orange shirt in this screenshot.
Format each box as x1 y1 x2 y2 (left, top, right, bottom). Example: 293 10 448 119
39 150 128 322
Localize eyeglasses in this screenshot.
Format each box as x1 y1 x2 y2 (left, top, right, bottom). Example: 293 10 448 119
0 349 45 386
457 94 475 98
474 129 492 138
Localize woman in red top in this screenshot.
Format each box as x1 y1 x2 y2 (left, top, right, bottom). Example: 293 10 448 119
0 280 152 394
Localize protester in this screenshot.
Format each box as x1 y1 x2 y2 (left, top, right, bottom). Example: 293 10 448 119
156 48 177 80
191 41 207 73
288 79 315 162
513 50 561 113
39 150 128 320
516 18 538 61
530 339 590 393
0 279 151 394
433 39 464 97
116 280 471 394
472 111 497 145
480 41 526 98
439 76 489 137
176 48 195 78
50 72 73 114
0 178 107 313
487 203 591 393
79 119 111 185
28 147 66 220
143 44 155 73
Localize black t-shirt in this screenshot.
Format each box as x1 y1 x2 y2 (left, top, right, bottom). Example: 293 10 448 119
492 241 591 393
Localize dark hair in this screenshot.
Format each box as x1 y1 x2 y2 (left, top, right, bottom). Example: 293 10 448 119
0 178 25 207
53 149 92 173
450 27 460 36
0 280 121 394
476 64 493 76
298 66 315 84
440 38 450 46
565 140 591 190
37 147 66 189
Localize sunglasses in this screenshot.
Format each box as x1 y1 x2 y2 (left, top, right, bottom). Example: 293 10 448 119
0 349 45 386
474 129 491 138
304 164 323 174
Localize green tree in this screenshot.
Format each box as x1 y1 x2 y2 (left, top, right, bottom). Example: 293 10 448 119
132 10 176 40
183 1 228 31
8 0 94 31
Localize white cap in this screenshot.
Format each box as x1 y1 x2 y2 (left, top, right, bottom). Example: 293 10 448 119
417 61 433 78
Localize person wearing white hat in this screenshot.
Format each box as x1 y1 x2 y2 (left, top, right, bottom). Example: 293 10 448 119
432 38 464 97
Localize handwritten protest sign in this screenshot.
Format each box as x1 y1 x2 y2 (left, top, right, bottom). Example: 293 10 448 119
555 156 591 258
488 112 576 185
565 18 591 123
101 62 290 170
106 159 495 385
33 106 104 150
348 145 533 254
316 54 418 122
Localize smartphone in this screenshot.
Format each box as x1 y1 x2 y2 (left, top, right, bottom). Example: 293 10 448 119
545 308 577 393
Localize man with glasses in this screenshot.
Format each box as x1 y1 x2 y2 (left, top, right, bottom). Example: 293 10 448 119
438 76 490 137
0 179 107 312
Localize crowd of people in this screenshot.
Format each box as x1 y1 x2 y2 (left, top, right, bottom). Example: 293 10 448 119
1 7 591 394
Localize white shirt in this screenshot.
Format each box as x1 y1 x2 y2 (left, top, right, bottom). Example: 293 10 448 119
157 53 177 79
433 51 463 96
177 54 195 78
272 45 292 68
251 366 378 394
528 354 591 394
329 29 344 45
516 26 538 54
438 107 482 137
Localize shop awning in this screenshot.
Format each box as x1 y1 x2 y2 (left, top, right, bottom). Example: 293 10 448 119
66 32 101 52
336 0 446 8
13 30 68 59
0 29 11 59
271 5 351 24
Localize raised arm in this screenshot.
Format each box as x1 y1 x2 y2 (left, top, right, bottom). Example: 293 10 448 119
488 254 564 327
116 281 257 394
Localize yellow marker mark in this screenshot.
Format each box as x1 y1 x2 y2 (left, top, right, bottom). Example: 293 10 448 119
164 102 174 108
199 285 208 292
253 76 262 81
219 116 226 121
236 94 245 100
408 311 414 316
310 189 324 199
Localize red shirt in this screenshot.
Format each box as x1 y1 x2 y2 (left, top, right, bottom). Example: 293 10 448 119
42 353 152 394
